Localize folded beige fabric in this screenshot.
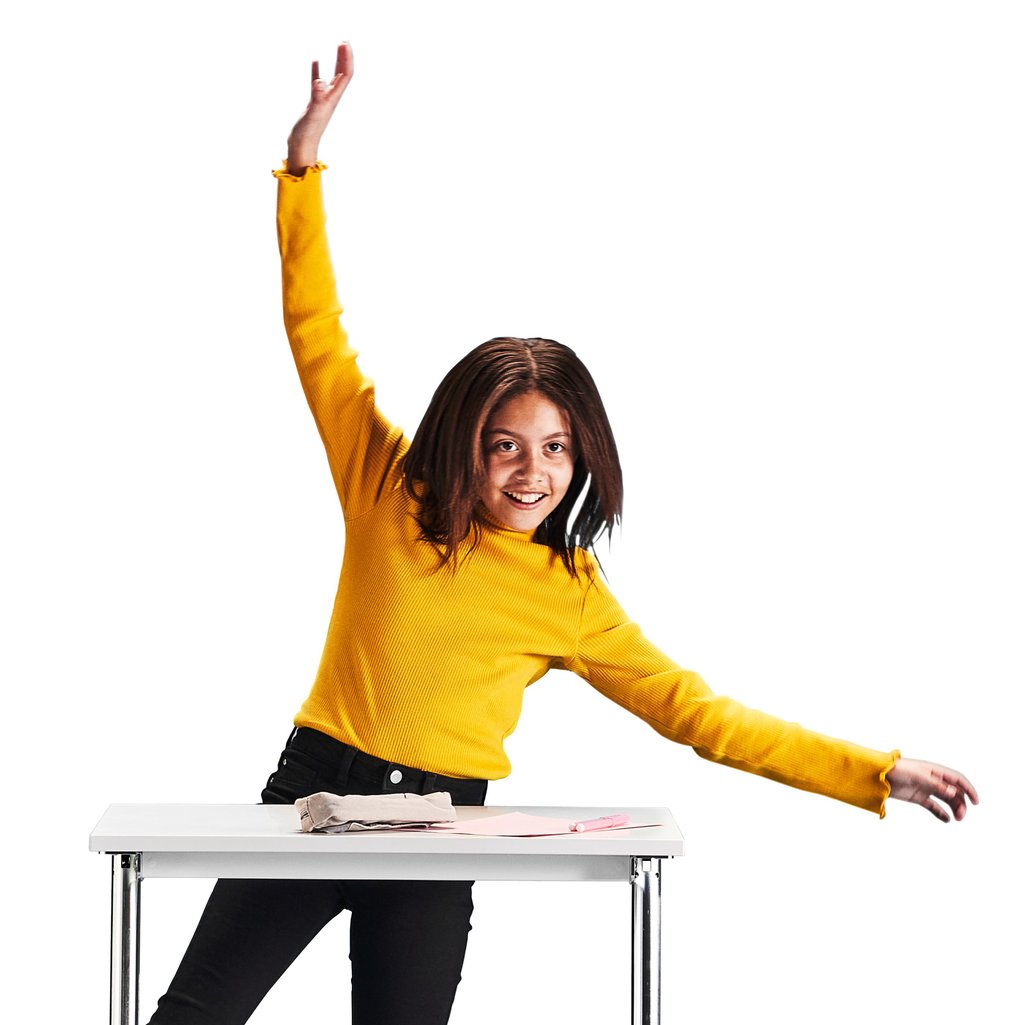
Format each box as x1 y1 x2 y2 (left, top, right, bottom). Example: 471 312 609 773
296 791 457 833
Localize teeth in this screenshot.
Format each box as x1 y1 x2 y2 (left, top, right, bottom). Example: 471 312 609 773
505 491 544 504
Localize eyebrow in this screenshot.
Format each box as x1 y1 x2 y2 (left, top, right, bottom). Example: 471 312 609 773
484 428 572 441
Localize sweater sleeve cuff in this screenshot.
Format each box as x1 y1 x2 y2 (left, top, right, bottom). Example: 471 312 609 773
877 749 901 819
272 161 327 182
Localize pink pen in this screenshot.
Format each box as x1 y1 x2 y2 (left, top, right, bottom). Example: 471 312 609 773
569 814 630 833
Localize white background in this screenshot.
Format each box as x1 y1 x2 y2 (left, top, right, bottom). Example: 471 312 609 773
2 2 1021 1021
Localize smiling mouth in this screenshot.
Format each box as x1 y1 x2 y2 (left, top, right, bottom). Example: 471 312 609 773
503 491 547 506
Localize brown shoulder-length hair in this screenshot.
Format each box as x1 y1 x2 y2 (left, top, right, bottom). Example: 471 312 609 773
402 337 623 576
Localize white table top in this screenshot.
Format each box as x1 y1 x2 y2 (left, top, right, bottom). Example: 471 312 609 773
91 804 683 856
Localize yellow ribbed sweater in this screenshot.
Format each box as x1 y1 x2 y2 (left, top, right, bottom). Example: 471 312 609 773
274 164 898 815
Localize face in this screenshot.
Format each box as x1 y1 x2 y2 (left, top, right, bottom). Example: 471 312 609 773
480 391 575 532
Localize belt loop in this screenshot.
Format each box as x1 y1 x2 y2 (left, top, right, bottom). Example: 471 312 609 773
422 772 438 795
336 746 357 791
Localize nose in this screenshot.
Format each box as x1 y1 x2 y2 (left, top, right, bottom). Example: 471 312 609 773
518 450 544 482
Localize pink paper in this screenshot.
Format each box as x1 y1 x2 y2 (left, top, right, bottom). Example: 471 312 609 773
430 812 654 837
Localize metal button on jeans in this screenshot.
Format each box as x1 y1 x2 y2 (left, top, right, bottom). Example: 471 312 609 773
389 769 403 784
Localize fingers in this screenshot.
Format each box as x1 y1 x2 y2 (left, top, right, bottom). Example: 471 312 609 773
314 44 353 85
922 799 951 824
334 42 353 80
923 785 959 823
940 769 979 807
932 768 979 822
310 45 353 101
921 797 951 824
930 770 979 822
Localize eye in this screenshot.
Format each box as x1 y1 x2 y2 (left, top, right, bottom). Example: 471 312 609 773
495 440 517 453
546 442 567 454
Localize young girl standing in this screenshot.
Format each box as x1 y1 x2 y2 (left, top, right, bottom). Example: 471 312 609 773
147 43 977 1025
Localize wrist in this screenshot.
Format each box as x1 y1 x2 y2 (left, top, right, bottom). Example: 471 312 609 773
286 143 320 177
286 120 328 176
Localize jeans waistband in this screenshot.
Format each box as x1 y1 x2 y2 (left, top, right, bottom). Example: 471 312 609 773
288 726 488 806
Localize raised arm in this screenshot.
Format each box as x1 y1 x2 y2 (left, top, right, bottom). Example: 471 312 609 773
275 44 407 516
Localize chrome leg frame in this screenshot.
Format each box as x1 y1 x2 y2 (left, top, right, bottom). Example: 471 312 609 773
110 853 141 1025
631 857 662 1025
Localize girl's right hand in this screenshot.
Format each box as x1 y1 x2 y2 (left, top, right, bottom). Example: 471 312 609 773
286 43 354 176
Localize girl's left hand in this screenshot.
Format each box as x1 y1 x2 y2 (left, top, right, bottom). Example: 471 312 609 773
885 758 979 822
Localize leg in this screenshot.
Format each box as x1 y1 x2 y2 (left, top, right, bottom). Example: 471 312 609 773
111 853 141 1025
147 731 347 1024
147 878 347 1025
631 857 662 1025
348 879 475 1025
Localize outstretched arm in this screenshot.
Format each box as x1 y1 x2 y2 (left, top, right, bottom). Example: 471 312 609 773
570 564 980 821
286 43 354 175
886 758 978 822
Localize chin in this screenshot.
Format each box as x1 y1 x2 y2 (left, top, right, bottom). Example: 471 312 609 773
482 495 546 531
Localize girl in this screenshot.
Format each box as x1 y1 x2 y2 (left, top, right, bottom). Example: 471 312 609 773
147 43 977 1025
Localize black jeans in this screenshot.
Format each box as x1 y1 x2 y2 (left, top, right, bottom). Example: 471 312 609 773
148 728 488 1025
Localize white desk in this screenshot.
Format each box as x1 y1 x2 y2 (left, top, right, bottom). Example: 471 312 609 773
91 804 684 1025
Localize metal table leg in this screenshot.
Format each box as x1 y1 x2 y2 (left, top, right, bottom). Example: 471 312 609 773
110 853 141 1025
631 856 661 1025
